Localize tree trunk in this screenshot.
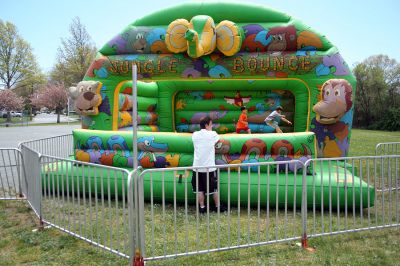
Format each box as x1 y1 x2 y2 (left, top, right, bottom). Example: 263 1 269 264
57 112 60 123
6 112 11 123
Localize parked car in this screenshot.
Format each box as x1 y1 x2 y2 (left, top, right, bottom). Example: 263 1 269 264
0 110 7 118
10 111 22 117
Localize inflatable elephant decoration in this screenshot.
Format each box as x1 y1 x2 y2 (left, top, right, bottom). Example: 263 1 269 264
165 15 243 58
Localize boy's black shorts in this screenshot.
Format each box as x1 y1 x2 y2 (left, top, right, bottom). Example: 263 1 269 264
191 171 218 195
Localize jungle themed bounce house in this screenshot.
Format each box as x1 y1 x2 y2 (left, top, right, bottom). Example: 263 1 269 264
66 1 372 208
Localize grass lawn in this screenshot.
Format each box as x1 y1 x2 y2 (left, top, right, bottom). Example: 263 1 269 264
349 129 400 156
0 117 26 124
0 201 127 266
1 128 399 265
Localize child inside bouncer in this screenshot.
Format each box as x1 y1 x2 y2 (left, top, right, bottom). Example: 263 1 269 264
264 106 292 133
236 106 251 134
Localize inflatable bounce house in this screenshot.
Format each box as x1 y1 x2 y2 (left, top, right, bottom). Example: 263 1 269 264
64 1 372 208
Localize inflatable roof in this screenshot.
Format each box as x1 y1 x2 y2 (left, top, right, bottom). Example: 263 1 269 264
73 0 356 159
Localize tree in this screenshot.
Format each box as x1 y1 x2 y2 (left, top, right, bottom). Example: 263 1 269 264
50 17 97 87
353 63 375 126
13 72 47 116
30 82 68 123
353 55 400 130
0 89 24 122
0 20 43 91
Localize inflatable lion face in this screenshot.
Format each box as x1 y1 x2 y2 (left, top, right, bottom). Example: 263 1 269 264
69 81 102 115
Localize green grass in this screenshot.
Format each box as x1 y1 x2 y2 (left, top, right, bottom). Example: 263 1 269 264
0 200 127 266
1 198 399 266
0 117 26 124
23 121 81 126
349 129 400 156
1 129 400 265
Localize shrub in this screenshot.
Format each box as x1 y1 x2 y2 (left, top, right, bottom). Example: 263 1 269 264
371 107 400 131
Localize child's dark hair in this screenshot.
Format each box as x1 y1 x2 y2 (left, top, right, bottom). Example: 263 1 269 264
240 106 247 111
199 116 212 129
276 106 283 111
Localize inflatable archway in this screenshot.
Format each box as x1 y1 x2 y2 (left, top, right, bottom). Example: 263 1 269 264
63 1 371 207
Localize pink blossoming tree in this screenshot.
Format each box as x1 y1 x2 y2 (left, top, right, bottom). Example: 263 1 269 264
0 89 24 122
30 82 68 123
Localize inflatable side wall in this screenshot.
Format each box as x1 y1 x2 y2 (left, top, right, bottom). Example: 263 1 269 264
73 129 316 171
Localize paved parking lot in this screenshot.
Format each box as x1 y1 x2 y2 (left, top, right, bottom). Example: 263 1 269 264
0 124 80 148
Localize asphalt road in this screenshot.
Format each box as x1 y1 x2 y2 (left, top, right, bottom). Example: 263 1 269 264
0 124 80 148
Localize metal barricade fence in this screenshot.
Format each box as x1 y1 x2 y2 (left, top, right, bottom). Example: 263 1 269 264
0 148 25 200
18 134 73 218
376 142 400 156
302 155 400 240
3 136 400 263
132 160 306 261
19 134 73 159
39 154 132 258
19 145 42 219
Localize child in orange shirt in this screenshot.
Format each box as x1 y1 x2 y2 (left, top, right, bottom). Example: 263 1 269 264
236 106 251 134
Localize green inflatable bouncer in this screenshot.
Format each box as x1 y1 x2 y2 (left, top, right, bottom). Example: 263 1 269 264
46 1 373 208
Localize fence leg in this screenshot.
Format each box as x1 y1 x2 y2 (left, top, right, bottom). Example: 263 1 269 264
133 249 144 266
301 233 308 248
38 217 45 231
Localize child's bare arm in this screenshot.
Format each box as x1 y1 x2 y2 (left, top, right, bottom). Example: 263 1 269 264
282 117 292 125
278 113 291 125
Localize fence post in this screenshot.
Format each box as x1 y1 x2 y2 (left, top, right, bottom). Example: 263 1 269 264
16 149 25 198
136 169 145 265
128 171 136 265
36 154 44 230
301 160 309 248
129 168 144 266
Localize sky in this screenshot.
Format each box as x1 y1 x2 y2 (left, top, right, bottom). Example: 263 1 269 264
1 0 400 73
